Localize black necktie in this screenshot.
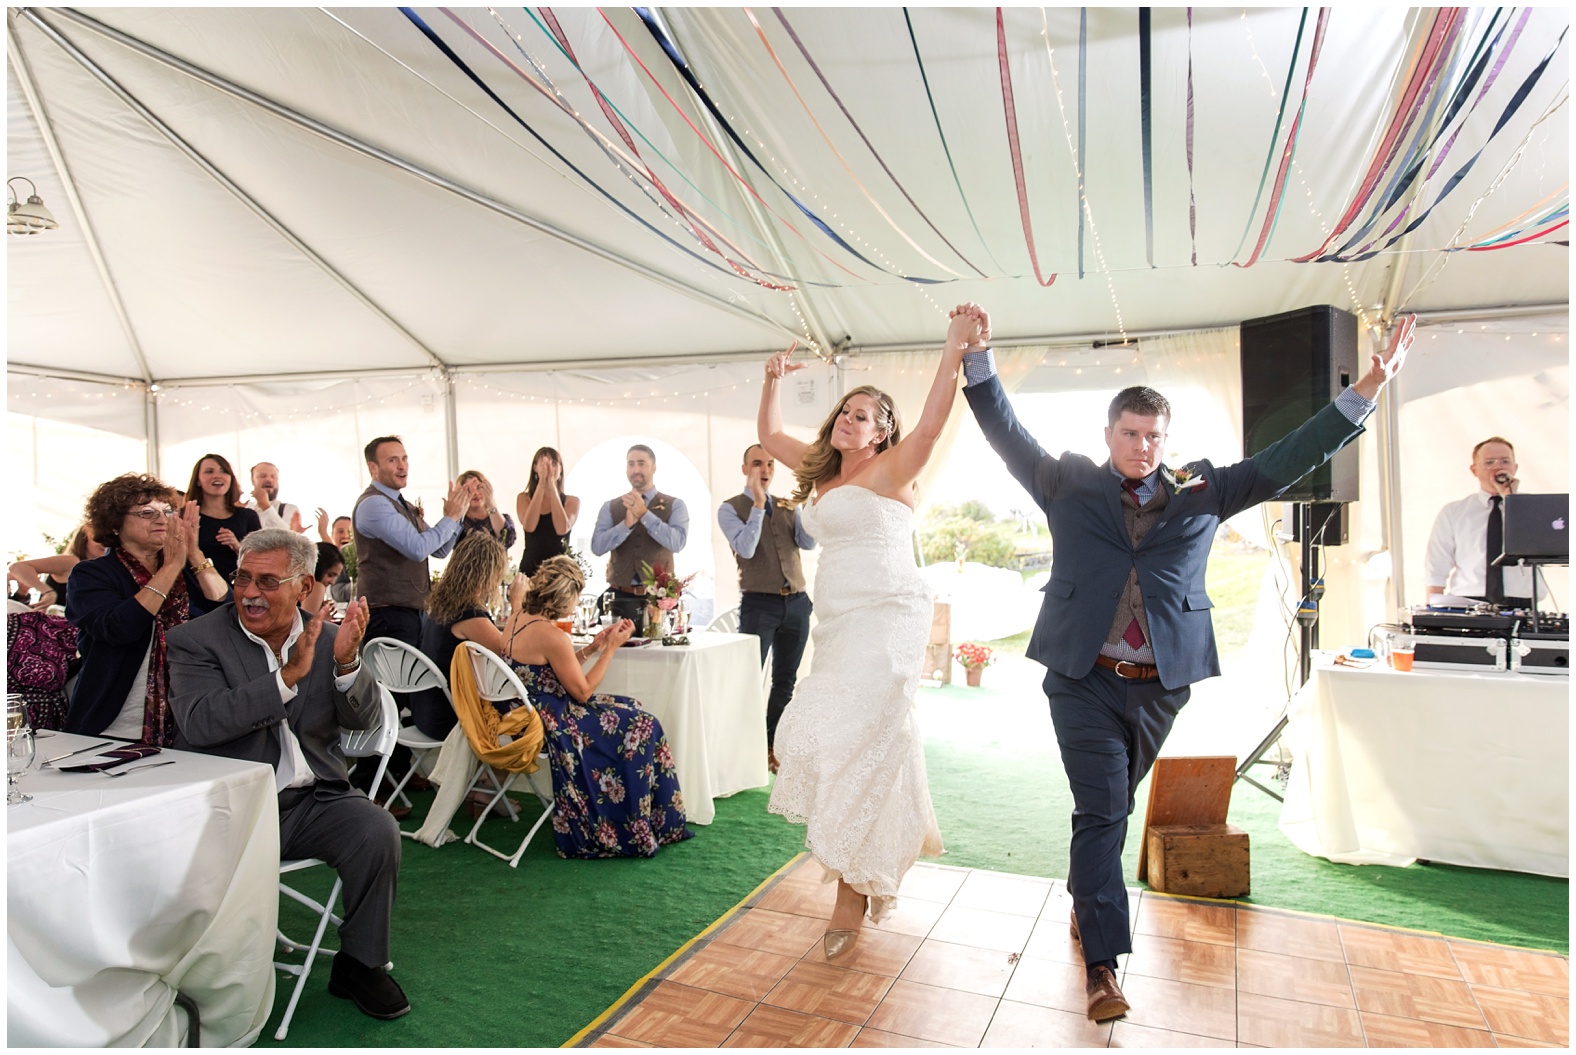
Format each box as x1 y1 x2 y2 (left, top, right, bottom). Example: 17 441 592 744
764 496 774 518
1485 496 1505 604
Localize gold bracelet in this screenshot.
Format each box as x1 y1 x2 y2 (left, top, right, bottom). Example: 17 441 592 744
142 584 168 601
194 558 215 573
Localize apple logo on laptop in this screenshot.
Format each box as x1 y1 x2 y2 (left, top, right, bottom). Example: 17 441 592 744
1555 517 1566 532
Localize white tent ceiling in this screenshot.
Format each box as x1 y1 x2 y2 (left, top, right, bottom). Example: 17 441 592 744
7 6 1568 385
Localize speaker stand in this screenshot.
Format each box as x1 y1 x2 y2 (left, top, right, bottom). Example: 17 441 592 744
1235 502 1321 802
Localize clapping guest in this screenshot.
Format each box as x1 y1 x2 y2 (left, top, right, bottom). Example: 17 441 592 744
413 532 508 740
9 524 105 611
64 474 229 744
501 555 691 858
515 447 580 578
456 470 517 550
186 453 262 614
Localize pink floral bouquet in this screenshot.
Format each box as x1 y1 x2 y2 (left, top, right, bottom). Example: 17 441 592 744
639 560 696 610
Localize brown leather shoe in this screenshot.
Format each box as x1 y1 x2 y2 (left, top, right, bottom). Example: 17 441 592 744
1085 966 1129 1021
1069 911 1081 945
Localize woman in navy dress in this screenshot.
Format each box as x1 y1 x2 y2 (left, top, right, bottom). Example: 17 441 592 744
183 454 261 615
500 555 690 858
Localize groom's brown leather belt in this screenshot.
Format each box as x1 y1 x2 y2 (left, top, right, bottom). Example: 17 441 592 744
1094 655 1160 681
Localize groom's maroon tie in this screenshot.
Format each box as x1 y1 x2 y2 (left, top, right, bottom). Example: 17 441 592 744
1120 478 1147 650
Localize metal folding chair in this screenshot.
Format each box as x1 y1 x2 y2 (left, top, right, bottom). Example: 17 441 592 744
272 684 400 1041
454 641 556 868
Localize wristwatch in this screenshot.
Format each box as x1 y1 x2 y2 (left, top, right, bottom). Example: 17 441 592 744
334 658 361 675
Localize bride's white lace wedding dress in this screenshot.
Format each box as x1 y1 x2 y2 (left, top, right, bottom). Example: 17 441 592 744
768 485 944 918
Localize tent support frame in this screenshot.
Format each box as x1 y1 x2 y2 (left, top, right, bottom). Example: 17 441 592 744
7 22 154 386
18 8 448 374
34 7 800 348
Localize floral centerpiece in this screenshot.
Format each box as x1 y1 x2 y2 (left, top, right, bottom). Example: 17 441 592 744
954 642 996 687
639 561 697 639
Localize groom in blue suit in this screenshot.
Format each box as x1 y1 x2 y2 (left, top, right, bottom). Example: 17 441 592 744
953 304 1415 1021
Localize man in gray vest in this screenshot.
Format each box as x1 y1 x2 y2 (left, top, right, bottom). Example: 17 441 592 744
590 444 689 633
351 435 473 650
718 444 815 771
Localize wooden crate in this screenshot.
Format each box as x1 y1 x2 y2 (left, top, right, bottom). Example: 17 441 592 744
1145 823 1250 898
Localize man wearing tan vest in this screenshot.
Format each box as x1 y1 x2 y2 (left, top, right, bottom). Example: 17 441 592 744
351 435 473 649
718 444 815 771
590 444 689 634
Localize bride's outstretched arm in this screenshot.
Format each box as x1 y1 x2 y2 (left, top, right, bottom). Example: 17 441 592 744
872 305 986 490
758 341 809 470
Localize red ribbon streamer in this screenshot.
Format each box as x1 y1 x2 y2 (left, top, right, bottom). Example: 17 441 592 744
996 9 1056 288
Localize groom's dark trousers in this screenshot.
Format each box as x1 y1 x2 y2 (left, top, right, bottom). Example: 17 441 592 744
962 362 1369 966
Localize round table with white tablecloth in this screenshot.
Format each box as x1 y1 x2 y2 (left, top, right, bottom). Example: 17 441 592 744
7 732 280 1046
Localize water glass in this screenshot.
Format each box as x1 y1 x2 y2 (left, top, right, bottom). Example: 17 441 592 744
7 697 35 805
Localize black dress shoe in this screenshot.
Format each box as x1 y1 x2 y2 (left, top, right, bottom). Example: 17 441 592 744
328 954 411 1020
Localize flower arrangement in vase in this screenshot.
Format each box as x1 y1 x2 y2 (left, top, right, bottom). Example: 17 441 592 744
639 561 697 638
954 642 996 687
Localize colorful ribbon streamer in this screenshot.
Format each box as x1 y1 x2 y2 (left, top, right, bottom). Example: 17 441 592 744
530 8 792 290
1339 20 1565 263
1227 8 1310 265
1186 8 1198 267
772 8 989 278
996 8 1056 287
395 8 751 286
902 8 1008 275
630 6 947 283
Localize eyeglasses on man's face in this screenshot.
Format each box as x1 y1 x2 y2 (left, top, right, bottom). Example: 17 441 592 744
126 507 177 522
231 571 289 592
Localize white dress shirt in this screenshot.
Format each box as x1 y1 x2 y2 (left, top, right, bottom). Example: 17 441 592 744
1425 490 1535 599
251 499 301 532
238 609 360 792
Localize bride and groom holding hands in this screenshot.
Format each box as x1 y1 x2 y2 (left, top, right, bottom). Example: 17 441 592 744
757 301 1416 1021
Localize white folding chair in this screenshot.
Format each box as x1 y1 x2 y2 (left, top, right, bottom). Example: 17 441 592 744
456 641 555 868
706 606 740 634
361 637 451 811
273 684 400 1041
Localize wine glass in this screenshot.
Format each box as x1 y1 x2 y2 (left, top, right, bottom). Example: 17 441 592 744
7 696 36 805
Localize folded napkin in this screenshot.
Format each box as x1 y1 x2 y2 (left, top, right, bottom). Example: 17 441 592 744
60 744 161 773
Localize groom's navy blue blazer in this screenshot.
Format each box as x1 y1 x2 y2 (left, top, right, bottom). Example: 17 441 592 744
964 375 1365 690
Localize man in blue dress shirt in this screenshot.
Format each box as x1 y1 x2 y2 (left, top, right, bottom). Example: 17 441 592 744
590 444 689 633
956 303 1415 1022
718 444 816 770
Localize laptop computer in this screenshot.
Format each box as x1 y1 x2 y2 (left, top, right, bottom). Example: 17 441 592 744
1496 494 1569 564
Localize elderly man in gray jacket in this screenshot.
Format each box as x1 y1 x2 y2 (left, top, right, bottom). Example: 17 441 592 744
167 529 408 1022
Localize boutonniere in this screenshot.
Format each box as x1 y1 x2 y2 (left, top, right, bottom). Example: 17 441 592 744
649 498 667 514
1167 466 1208 493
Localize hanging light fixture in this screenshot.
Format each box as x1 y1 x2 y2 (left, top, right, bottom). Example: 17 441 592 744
7 177 59 235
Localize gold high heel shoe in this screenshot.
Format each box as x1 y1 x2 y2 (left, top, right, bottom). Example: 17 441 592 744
822 929 859 960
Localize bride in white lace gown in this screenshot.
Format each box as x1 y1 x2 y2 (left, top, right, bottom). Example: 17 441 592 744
756 304 989 959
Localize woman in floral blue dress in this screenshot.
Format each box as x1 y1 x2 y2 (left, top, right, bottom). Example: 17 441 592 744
500 555 691 858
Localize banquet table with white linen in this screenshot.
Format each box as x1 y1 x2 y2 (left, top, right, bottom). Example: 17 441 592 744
7 731 280 1046
591 630 769 826
1279 657 1569 877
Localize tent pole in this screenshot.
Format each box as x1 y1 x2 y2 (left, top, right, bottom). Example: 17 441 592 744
35 8 798 347
1378 236 1418 616
443 371 460 482
7 24 152 384
145 388 162 478
17 9 448 373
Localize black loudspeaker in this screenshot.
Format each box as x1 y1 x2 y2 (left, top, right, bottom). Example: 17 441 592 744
1240 305 1361 503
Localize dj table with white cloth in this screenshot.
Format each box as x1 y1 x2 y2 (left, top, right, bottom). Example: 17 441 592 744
7 732 280 1046
1279 658 1568 877
594 631 769 825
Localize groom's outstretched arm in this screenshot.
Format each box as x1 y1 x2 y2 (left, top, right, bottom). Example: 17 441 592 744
961 350 1062 505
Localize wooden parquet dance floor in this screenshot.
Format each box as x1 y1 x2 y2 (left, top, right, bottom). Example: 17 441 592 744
574 855 1568 1048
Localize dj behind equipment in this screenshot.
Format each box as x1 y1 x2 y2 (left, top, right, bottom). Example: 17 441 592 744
1402 492 1569 675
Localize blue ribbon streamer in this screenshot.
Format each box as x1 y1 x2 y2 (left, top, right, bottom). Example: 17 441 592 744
1139 8 1155 268
631 7 946 284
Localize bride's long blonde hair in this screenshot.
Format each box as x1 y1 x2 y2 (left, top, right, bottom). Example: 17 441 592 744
791 385 902 503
